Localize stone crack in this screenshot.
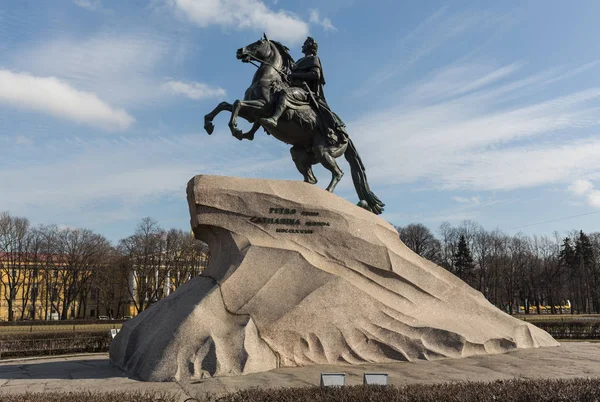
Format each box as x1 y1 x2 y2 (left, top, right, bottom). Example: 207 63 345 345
204 273 281 368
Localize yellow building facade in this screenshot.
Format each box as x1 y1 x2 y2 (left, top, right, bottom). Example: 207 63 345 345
0 251 208 321
0 252 132 321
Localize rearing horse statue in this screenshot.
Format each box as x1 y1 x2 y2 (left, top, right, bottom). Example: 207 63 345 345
203 35 384 215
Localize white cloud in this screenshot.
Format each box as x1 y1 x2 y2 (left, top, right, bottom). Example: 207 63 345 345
163 80 226 100
348 61 600 194
343 9 600 216
309 9 337 32
168 0 309 44
10 33 182 107
354 9 500 96
0 132 293 225
452 196 481 205
588 190 600 208
569 179 594 196
410 63 522 102
14 135 33 146
437 140 600 191
0 70 134 130
422 211 477 224
568 180 600 209
73 0 102 11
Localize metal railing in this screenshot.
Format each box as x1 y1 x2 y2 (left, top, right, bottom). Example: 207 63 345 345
532 322 600 339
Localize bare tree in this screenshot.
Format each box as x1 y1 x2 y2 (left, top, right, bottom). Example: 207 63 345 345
0 212 30 321
93 250 129 318
396 223 442 264
487 231 510 309
456 220 481 247
171 232 209 290
4 207 600 322
438 221 458 271
472 227 493 295
119 217 167 314
587 233 600 313
49 228 112 319
18 227 45 320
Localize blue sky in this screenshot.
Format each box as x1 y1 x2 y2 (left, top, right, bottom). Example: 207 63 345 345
2 0 600 243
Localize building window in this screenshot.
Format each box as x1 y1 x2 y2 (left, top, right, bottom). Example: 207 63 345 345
90 309 95 317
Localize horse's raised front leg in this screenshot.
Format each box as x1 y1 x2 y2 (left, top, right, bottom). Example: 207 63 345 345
204 101 232 135
229 99 266 140
241 122 260 141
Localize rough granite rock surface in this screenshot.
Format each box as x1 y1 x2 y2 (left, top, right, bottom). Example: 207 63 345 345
109 175 558 381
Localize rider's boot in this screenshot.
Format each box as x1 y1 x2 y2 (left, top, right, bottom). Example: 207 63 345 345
260 99 286 128
260 116 279 128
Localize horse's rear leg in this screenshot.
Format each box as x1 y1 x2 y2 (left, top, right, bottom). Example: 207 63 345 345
314 145 343 192
204 102 232 135
291 146 317 184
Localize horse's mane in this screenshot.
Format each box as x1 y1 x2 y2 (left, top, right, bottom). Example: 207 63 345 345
269 40 295 71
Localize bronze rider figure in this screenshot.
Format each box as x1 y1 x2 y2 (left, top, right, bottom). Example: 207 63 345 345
260 37 347 147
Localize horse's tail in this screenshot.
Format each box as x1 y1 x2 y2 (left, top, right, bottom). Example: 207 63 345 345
344 138 385 215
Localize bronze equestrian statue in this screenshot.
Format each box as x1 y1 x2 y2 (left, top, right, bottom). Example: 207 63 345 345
203 34 384 215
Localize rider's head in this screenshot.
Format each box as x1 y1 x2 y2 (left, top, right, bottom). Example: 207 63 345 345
302 37 318 55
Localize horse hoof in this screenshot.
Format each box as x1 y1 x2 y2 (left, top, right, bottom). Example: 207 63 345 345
357 200 373 212
204 122 214 135
232 128 243 140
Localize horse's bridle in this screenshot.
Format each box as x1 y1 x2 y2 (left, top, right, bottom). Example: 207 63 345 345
245 53 287 78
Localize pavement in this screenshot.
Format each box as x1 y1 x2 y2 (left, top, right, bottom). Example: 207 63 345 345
1 342 600 401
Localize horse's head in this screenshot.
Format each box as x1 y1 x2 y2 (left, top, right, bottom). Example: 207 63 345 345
236 34 272 64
